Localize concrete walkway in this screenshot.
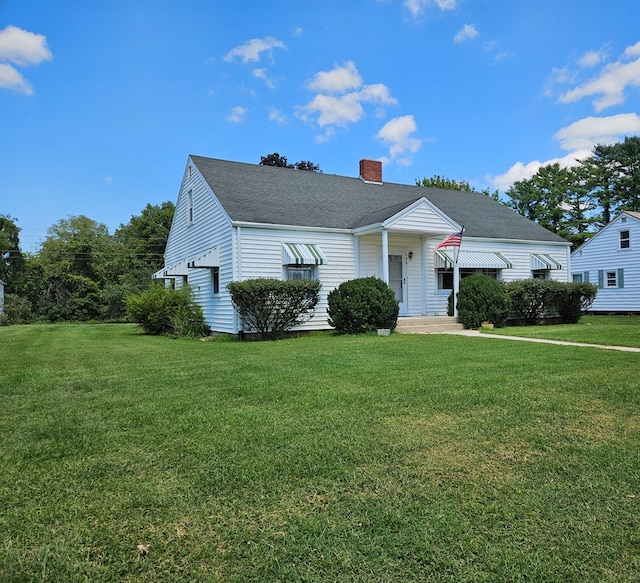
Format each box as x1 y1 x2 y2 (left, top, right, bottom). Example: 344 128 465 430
441 329 640 353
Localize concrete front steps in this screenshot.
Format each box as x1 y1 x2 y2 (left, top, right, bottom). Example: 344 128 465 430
395 315 465 334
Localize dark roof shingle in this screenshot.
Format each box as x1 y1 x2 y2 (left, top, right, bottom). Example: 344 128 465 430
190 156 567 243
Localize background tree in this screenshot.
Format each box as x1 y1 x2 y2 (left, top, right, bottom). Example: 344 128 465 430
260 153 322 172
103 202 175 318
0 215 25 293
36 215 113 321
417 175 500 200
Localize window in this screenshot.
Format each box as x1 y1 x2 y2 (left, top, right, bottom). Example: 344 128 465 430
598 269 624 289
187 190 194 224
532 269 550 280
285 265 314 280
437 268 499 290
620 230 630 249
438 269 453 290
572 273 583 282
211 267 220 295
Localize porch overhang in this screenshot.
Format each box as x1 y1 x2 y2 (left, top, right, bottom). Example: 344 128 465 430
152 259 189 279
436 250 513 269
188 246 220 268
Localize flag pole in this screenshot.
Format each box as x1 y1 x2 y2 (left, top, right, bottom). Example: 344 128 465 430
452 226 464 318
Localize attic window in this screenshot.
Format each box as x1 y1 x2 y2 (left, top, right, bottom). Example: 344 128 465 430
620 230 630 249
187 190 194 224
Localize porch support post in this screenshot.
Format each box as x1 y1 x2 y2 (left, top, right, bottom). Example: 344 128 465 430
381 228 389 284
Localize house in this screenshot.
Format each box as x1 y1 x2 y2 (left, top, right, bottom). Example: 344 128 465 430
570 210 640 313
155 156 570 333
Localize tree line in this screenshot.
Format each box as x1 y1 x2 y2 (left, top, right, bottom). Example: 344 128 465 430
0 202 175 323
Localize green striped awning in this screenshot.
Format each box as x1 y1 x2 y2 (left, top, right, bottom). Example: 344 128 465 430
436 250 513 269
531 253 561 270
283 243 327 265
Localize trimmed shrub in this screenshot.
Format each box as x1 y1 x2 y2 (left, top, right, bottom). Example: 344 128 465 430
327 276 399 334
549 281 598 324
503 279 553 325
126 284 207 337
456 274 511 329
227 278 321 340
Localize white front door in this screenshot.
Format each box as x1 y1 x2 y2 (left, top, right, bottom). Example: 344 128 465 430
388 254 407 316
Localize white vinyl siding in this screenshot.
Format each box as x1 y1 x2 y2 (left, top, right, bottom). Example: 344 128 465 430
237 228 356 331
163 160 235 332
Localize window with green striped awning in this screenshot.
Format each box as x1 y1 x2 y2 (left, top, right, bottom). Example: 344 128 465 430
282 243 327 265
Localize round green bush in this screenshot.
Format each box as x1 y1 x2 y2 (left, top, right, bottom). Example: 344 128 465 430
457 274 511 329
327 276 399 334
126 284 207 337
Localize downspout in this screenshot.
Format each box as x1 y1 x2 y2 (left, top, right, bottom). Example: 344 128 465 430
354 235 360 277
232 225 242 334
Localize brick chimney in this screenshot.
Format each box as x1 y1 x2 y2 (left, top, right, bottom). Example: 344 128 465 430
359 159 382 184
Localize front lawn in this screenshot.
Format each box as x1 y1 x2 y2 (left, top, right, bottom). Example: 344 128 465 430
484 314 640 347
1 324 638 581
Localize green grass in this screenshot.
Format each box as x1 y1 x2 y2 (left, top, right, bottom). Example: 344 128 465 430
1 323 639 582
484 314 640 347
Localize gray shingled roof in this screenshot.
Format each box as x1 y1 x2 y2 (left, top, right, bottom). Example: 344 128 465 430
190 156 567 243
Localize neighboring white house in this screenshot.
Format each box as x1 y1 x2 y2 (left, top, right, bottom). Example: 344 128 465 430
155 156 571 333
0 278 4 315
570 211 640 313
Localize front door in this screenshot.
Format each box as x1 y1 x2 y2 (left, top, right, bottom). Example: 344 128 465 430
388 254 407 316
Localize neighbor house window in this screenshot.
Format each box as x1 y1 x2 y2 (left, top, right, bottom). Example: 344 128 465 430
572 273 583 282
606 271 618 287
211 267 220 295
285 265 314 280
620 230 630 249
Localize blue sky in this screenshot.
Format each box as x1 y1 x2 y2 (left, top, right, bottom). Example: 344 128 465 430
2 1 640 252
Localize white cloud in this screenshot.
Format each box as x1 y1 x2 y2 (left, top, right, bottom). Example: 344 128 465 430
299 62 397 130
293 26 303 37
490 113 640 190
578 50 606 68
0 25 51 65
307 61 362 93
0 62 32 93
0 25 51 94
375 115 422 162
268 107 286 123
226 105 247 123
252 67 276 88
403 0 456 20
553 113 640 151
454 24 478 44
223 37 286 64
559 41 640 111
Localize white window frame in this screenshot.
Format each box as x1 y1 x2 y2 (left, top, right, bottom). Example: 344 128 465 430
285 265 315 281
605 271 618 288
211 267 220 295
620 230 630 249
187 190 194 225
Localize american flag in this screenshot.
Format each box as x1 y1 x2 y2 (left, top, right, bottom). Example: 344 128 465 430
436 230 463 249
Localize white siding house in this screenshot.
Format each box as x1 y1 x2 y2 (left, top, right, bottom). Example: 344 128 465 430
570 211 640 312
156 156 571 333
